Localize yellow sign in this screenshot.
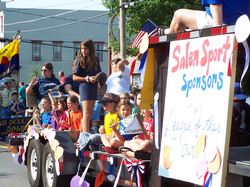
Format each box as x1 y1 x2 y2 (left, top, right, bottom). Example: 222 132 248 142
141 48 154 109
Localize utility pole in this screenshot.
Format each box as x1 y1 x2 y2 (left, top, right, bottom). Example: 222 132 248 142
120 0 126 59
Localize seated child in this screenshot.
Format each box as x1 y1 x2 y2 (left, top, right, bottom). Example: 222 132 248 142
98 93 120 135
101 100 137 153
77 93 120 151
123 109 154 159
48 90 68 130
61 95 82 143
34 97 52 128
9 91 25 118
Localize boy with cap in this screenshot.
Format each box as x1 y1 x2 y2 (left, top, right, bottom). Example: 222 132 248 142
9 91 25 118
232 82 250 131
0 78 13 141
0 78 13 119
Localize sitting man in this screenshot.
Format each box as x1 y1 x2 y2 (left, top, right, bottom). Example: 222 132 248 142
158 0 250 35
232 82 250 131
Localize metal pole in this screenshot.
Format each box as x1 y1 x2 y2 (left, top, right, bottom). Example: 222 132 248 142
108 13 117 76
120 0 126 59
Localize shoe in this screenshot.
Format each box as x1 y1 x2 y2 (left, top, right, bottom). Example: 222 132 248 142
105 147 118 154
89 127 99 134
157 26 169 36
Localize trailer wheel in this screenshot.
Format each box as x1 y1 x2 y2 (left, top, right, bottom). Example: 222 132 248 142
42 143 73 187
27 139 44 187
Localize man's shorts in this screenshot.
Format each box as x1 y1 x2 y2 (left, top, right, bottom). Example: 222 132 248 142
196 10 214 29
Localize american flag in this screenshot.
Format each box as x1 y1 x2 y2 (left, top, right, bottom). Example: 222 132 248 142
131 19 158 48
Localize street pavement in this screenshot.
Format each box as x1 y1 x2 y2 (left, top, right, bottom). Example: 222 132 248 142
0 137 30 187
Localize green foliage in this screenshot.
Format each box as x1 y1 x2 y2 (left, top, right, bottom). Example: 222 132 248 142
102 0 203 56
28 64 41 82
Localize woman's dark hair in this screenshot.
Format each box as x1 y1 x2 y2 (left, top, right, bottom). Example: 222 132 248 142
58 96 68 114
111 58 121 65
76 39 97 72
43 62 55 78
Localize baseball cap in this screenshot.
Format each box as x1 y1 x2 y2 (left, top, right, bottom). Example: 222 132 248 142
11 91 18 95
234 82 248 100
4 78 12 84
98 96 118 104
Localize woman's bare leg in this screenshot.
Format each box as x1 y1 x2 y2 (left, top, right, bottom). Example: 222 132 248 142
161 9 198 35
101 134 112 147
81 100 95 132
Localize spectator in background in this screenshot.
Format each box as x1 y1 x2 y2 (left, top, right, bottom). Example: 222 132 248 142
10 91 25 118
59 71 66 84
19 81 26 109
11 79 16 91
64 61 80 99
0 78 12 119
232 82 250 131
0 78 12 141
106 58 130 95
25 62 60 108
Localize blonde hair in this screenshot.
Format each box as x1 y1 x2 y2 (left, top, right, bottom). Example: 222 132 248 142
67 95 82 111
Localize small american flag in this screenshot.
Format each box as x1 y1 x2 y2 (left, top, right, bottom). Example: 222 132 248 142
131 19 158 48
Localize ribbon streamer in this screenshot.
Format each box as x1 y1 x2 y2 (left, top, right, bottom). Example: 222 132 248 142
130 53 141 77
203 171 213 187
154 92 159 149
126 157 145 187
113 158 125 187
240 40 250 87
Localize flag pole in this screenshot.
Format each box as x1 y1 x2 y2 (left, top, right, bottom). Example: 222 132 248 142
134 113 150 140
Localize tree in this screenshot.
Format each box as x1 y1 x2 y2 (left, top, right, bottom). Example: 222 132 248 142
28 64 42 82
102 0 203 56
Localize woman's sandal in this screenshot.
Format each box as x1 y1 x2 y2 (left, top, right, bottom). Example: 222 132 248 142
118 146 134 157
157 26 169 36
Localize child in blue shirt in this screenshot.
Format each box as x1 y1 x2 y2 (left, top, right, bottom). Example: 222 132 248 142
35 97 52 128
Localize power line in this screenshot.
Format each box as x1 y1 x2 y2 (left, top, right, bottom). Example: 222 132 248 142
4 11 110 33
4 2 108 26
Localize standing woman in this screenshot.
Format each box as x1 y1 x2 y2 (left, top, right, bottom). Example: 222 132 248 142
73 39 101 132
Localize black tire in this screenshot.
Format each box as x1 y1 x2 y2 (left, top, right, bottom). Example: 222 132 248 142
42 143 73 187
27 138 44 187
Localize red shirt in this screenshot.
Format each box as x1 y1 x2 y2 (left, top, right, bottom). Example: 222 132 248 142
140 118 154 141
60 76 66 84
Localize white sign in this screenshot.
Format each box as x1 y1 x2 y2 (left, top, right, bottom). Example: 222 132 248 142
120 114 143 135
158 34 236 186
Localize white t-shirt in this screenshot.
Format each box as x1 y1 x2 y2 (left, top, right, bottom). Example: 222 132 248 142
106 65 130 95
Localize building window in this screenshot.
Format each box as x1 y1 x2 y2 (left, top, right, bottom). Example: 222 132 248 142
94 42 103 61
53 42 62 61
32 41 41 61
132 73 140 87
74 42 81 59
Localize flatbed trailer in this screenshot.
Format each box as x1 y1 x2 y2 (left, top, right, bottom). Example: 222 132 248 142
9 24 250 187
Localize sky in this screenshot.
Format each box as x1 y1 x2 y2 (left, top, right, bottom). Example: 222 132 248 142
5 0 108 11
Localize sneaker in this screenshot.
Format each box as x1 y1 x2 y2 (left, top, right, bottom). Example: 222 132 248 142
0 136 6 142
89 127 99 134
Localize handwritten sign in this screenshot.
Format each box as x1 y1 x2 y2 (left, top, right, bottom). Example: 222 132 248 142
158 34 236 186
0 117 32 136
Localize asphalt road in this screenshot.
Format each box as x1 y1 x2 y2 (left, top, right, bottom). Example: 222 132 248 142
0 137 30 187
